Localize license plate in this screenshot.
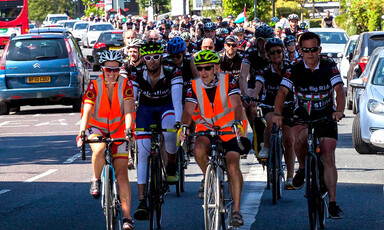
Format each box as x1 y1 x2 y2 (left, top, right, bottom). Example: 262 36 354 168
109 47 122 50
27 76 51 83
3 40 7 44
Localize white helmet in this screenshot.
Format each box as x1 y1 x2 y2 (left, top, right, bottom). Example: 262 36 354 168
126 38 144 48
99 50 124 65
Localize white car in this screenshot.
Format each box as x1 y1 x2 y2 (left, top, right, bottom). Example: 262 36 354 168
82 22 115 48
72 22 89 43
56 20 81 31
350 47 384 154
43 14 69 26
309 28 349 63
337 35 358 91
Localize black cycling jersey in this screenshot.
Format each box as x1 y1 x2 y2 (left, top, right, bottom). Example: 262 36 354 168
125 21 134 30
242 46 269 79
251 62 295 106
283 28 298 38
121 59 145 81
186 42 198 54
180 21 192 32
323 16 334 28
131 65 183 106
162 53 194 84
280 57 343 118
218 51 243 78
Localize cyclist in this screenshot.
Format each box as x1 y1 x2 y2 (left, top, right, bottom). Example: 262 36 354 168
282 14 299 39
181 32 198 55
321 10 337 28
132 41 183 220
247 38 296 188
232 27 247 53
196 22 224 52
284 35 301 63
272 32 345 218
179 14 194 33
178 49 250 227
77 50 135 229
218 35 243 78
120 38 144 80
216 27 229 40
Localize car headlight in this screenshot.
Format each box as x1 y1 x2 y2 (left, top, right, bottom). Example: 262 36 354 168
367 99 384 114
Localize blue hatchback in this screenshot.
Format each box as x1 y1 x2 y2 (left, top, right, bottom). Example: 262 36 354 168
0 32 90 114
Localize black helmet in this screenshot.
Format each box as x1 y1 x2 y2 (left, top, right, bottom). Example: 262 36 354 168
217 16 223 21
254 25 274 39
161 19 166 24
204 22 216 31
265 38 284 52
283 35 297 47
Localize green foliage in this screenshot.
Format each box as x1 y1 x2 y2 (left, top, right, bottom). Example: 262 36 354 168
138 0 170 15
82 0 105 17
29 0 76 22
309 19 322 28
223 0 271 22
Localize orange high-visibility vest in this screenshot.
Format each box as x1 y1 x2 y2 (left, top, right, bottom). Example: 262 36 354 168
85 74 128 138
191 73 247 141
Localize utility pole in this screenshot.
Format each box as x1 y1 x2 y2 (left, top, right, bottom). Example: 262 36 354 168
54 0 58 13
312 0 315 19
272 0 275 17
254 0 257 18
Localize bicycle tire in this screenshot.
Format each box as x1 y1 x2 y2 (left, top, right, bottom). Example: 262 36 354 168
277 133 284 200
271 131 278 205
180 148 186 193
306 155 319 230
148 157 156 230
220 170 233 230
318 161 327 229
156 157 163 229
104 166 114 230
204 164 220 230
175 148 181 197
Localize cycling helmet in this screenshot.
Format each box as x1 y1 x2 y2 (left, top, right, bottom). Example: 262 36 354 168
161 19 166 24
194 50 220 65
233 27 246 34
167 37 186 54
220 21 229 27
288 14 299 21
255 21 267 29
253 17 261 23
125 38 144 48
217 16 223 21
265 38 284 52
204 22 216 31
99 50 124 65
283 35 297 47
216 28 228 35
271 17 279 23
254 25 274 39
181 32 191 40
168 31 181 39
300 22 308 29
140 41 164 56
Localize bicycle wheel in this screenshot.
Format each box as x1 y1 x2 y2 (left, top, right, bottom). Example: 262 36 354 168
175 148 182 197
318 161 327 229
179 148 186 193
156 157 163 229
204 164 220 230
270 132 278 205
277 135 284 200
148 158 156 230
306 155 319 230
220 171 233 230
103 166 115 230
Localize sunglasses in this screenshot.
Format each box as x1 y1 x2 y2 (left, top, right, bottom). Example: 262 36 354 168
268 49 283 55
184 40 190 42
144 54 161 61
171 54 182 59
301 47 320 53
226 43 238 48
102 66 121 73
287 42 295 47
196 65 214 71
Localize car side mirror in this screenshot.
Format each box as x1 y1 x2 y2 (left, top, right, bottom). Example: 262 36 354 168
337 52 343 58
353 65 363 78
350 78 365 88
348 53 353 62
86 55 94 63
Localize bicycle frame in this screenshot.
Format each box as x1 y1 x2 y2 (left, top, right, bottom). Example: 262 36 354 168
101 142 119 214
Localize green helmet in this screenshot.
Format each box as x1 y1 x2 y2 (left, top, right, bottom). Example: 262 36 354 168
194 50 220 65
140 41 164 56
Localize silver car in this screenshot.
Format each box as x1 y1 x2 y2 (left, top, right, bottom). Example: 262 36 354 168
350 47 384 154
82 22 115 48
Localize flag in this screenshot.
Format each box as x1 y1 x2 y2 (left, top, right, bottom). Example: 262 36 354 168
243 3 247 18
234 3 247 24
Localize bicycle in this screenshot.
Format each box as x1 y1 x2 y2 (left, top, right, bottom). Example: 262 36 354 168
80 131 128 230
135 125 177 230
288 116 334 230
185 125 244 230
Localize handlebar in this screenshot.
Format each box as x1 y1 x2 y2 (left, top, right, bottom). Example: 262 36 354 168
286 116 339 126
135 127 176 133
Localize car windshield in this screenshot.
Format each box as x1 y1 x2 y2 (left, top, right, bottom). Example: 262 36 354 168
98 32 123 42
89 24 114 31
316 32 348 44
346 40 356 55
51 16 68 23
372 58 384 86
7 38 68 61
65 21 77 28
74 23 88 30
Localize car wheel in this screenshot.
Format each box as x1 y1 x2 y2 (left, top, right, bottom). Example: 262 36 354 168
352 98 357 114
346 86 352 110
0 100 10 115
352 113 377 154
93 64 100 71
10 105 20 113
72 98 81 112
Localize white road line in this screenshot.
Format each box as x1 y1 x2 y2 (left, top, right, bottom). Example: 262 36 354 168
0 189 11 195
24 169 58 183
64 152 87 164
241 156 267 229
0 131 78 136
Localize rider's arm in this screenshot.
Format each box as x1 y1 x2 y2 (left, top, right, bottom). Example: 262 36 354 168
171 69 184 122
79 103 93 135
334 83 345 116
239 62 250 95
180 101 195 126
332 18 337 28
229 94 243 121
123 80 135 130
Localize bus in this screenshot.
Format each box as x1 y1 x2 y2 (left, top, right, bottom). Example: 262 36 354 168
0 0 28 47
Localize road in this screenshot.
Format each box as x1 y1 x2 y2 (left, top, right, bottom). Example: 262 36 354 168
0 47 384 230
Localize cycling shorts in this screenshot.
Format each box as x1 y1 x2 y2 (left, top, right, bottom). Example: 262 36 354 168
85 127 129 159
136 102 174 129
202 137 251 156
314 121 338 140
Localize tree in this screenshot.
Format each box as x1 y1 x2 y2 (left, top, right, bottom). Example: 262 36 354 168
82 0 105 17
223 0 271 22
137 0 171 15
29 0 77 22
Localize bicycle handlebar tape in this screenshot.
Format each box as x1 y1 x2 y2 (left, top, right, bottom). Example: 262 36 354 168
81 131 86 160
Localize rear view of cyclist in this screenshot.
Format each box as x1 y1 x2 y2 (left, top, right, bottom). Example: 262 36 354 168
178 50 250 227
77 50 135 229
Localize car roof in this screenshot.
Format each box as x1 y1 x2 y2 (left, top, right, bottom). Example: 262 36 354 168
309 28 347 33
372 47 384 58
74 21 89 25
88 22 113 26
12 33 66 40
100 30 124 34
362 31 384 37
46 14 68 17
28 27 71 34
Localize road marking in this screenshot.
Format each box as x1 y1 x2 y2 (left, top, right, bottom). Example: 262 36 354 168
24 169 58 183
35 119 68 126
0 130 78 136
241 156 266 229
0 120 38 128
0 189 11 195
64 152 88 164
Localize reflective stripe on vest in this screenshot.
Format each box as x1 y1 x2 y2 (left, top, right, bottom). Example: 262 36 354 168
87 75 127 138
